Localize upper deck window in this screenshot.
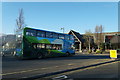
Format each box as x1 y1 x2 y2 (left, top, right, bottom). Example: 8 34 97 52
65 35 70 40
70 35 74 40
53 33 58 39
37 31 45 37
59 34 64 39
46 32 53 38
26 29 36 36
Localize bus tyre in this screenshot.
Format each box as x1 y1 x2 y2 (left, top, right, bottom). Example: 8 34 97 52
38 54 43 59
66 52 70 56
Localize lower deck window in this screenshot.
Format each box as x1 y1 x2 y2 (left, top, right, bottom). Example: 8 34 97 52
37 44 45 49
52 44 62 50
33 43 62 50
46 44 52 49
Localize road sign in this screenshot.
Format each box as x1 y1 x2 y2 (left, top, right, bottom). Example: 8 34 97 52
110 50 117 59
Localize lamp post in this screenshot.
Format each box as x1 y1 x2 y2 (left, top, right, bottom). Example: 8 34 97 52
89 36 91 51
61 27 64 33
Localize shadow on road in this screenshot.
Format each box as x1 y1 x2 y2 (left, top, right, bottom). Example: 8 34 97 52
44 55 113 60
2 54 120 62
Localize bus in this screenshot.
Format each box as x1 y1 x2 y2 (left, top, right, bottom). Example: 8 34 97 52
15 27 75 59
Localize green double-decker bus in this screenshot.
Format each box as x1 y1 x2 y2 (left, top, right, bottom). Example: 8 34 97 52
15 27 75 59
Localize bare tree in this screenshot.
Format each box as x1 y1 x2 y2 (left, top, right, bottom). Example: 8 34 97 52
83 29 92 51
94 25 104 49
16 8 26 31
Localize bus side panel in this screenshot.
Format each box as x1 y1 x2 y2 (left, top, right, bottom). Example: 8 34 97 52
22 35 75 59
22 36 39 59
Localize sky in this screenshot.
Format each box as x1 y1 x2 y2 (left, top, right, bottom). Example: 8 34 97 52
1 0 119 2
2 2 118 34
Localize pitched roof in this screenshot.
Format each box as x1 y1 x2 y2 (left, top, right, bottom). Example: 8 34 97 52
68 30 85 43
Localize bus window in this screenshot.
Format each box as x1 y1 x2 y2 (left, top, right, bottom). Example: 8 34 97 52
59 34 64 39
46 44 52 49
33 44 37 49
26 30 31 36
52 44 56 49
37 31 45 37
53 33 58 39
65 35 70 40
70 35 74 40
26 29 36 36
46 32 53 38
57 44 62 50
37 44 45 49
52 44 62 50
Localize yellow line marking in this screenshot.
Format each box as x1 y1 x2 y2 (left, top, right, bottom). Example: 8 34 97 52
1 64 62 76
84 61 118 71
55 66 59 68
41 68 47 70
43 60 120 78
68 64 74 66
1 68 44 76
65 61 120 74
1 61 119 76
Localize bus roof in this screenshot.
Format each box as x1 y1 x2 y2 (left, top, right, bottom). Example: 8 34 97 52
24 27 72 36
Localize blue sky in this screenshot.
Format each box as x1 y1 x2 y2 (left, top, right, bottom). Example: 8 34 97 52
2 2 118 34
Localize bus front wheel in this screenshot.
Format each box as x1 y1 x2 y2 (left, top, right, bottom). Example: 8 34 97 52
66 52 70 56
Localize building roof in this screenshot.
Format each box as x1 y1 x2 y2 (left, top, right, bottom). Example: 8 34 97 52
68 30 85 43
103 32 120 35
110 35 120 44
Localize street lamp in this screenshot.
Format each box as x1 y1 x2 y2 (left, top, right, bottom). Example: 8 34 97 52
61 27 64 33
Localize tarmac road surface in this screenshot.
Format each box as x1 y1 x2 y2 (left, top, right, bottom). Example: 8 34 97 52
2 53 120 80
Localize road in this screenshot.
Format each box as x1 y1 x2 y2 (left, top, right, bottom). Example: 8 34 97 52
2 53 120 80
48 60 119 80
68 61 119 78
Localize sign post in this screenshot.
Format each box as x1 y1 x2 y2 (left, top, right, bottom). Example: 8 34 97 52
110 50 117 59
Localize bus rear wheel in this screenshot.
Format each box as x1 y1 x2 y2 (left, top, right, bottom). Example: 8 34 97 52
38 54 43 59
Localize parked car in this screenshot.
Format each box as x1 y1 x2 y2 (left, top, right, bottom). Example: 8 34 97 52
2 48 16 56
0 51 5 56
117 49 120 53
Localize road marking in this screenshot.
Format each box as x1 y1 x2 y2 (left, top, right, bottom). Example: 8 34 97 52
55 66 59 68
68 64 74 66
52 75 68 80
41 68 47 70
63 60 120 74
46 60 120 78
0 63 72 76
1 64 67 76
1 60 119 76
1 68 44 76
80 61 119 71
